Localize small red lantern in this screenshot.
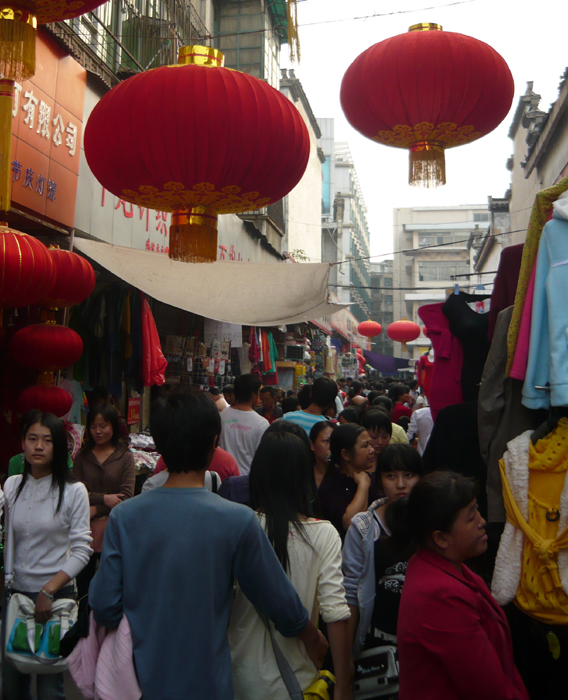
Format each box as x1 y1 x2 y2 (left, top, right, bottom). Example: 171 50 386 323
0 226 54 307
84 45 310 263
11 324 83 371
40 249 95 308
387 319 421 352
18 385 72 417
358 320 382 338
340 23 514 187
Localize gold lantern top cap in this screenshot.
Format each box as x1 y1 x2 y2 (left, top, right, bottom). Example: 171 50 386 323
408 23 443 32
177 45 224 67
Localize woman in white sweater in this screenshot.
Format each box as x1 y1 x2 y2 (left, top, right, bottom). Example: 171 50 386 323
2 410 92 700
229 428 352 700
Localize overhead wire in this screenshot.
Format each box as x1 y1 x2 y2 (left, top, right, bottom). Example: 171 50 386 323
206 0 477 41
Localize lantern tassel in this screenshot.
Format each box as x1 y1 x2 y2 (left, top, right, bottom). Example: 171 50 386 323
0 12 36 80
286 0 300 62
409 142 446 188
0 79 14 211
169 206 218 263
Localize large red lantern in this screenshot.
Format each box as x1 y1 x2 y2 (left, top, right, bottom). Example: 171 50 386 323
340 23 514 187
0 226 54 308
40 249 96 308
11 323 83 371
387 319 421 352
358 320 382 338
0 0 108 211
84 45 310 262
18 385 72 417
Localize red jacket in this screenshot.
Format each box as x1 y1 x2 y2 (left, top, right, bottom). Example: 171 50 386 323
397 548 528 700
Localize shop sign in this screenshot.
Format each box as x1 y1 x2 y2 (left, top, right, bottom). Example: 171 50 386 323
10 30 86 228
127 397 141 425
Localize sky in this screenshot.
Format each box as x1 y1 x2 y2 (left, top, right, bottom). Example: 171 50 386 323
281 0 568 259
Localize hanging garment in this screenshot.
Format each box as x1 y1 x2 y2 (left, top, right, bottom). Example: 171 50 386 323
487 244 524 341
509 261 537 381
492 421 568 625
442 292 492 402
422 401 487 519
417 353 433 401
417 303 463 420
522 213 568 410
506 177 568 375
478 307 547 522
141 295 167 387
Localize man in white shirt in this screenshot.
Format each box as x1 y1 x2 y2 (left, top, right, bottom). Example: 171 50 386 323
209 387 228 412
219 374 269 475
406 403 434 456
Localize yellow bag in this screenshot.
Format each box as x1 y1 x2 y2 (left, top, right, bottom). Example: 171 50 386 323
303 670 335 700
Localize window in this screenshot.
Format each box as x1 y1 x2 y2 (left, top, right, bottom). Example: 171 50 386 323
473 212 490 222
418 261 470 282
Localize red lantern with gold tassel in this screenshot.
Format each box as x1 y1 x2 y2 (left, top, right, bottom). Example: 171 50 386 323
40 249 95 308
0 0 107 211
387 319 420 352
11 323 83 371
18 384 72 417
357 320 382 338
84 45 310 263
340 23 514 187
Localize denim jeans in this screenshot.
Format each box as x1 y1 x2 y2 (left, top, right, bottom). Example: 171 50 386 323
2 586 75 700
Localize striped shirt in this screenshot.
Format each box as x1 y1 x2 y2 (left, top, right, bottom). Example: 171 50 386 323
281 410 330 436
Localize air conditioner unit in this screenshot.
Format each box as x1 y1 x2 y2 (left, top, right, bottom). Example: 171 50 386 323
285 345 305 361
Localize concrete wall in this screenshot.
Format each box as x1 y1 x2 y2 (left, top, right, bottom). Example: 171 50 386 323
280 84 322 262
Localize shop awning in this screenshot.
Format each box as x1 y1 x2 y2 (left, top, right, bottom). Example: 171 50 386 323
73 238 348 327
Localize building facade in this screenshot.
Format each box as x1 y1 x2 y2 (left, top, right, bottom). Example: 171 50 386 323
369 260 394 356
392 204 490 360
318 118 372 324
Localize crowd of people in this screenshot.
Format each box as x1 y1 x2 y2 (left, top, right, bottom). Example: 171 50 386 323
0 374 530 700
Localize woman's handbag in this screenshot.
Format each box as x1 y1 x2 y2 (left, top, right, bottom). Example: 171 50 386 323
353 644 399 700
261 615 335 700
3 505 78 674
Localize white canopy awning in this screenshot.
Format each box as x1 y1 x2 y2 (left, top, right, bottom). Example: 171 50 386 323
73 238 348 327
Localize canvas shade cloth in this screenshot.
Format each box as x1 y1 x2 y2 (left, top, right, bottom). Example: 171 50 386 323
73 238 347 327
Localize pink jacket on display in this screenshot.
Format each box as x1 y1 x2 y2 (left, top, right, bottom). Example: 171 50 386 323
398 548 528 700
509 259 537 381
417 303 463 420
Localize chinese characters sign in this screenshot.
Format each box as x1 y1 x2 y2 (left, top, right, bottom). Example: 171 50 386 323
10 30 86 228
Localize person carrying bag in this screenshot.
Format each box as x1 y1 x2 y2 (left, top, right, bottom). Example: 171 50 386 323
2 410 92 700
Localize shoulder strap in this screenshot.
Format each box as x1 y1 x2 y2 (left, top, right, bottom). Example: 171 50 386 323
260 615 303 700
5 489 15 589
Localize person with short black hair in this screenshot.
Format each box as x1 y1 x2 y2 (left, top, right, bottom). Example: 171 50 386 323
338 407 361 425
219 375 269 475
281 396 301 414
397 472 528 700
90 391 328 700
318 423 375 538
210 386 229 412
373 397 410 445
282 378 337 436
343 444 423 655
389 384 413 425
310 420 336 489
222 384 236 407
361 410 393 470
256 386 283 424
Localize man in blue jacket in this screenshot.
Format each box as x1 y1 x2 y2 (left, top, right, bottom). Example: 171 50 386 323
89 390 327 700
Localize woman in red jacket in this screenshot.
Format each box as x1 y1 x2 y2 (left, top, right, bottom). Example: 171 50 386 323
397 471 528 700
